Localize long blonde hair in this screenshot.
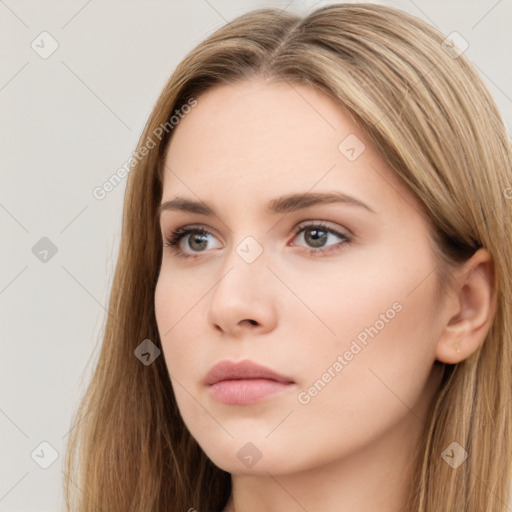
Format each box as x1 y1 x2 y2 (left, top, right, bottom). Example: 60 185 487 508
63 3 512 511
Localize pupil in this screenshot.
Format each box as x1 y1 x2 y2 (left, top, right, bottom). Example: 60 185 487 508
190 233 208 251
307 228 326 248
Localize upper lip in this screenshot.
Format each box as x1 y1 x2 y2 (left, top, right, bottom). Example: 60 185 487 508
204 359 295 385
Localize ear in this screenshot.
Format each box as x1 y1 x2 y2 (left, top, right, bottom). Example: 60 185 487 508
435 248 497 364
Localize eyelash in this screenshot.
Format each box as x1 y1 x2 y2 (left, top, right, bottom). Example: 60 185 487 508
162 222 352 259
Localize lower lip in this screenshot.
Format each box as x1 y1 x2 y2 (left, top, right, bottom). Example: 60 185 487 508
207 379 294 405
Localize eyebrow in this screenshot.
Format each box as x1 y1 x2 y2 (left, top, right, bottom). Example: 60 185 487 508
158 191 376 218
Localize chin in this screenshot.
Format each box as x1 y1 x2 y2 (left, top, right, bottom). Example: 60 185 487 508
198 437 303 476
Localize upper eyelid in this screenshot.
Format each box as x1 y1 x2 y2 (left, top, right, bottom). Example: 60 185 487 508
293 220 350 234
163 221 350 244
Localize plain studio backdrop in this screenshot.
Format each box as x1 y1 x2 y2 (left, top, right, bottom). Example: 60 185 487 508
1 1 511 511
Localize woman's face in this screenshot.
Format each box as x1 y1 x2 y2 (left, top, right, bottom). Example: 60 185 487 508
154 79 446 475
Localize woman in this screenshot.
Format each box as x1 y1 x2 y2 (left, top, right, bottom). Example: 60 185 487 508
63 3 512 511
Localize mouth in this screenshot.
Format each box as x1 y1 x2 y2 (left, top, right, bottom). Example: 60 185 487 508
204 359 295 405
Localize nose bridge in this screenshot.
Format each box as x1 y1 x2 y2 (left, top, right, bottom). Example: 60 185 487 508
207 229 277 333
217 231 269 295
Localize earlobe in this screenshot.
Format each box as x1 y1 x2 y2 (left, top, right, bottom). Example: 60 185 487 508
436 331 465 365
435 248 496 365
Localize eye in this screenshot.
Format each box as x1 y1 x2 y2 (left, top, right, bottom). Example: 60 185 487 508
290 221 351 255
162 225 220 258
162 221 352 259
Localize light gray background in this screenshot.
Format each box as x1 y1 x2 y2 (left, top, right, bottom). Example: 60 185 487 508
1 1 511 510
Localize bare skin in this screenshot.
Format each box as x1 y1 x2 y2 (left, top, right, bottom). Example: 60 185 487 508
154 78 495 512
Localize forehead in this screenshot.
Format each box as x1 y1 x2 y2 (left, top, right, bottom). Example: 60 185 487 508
164 79 358 170
160 79 419 217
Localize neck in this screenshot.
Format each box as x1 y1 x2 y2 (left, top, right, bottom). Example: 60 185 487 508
223 424 418 512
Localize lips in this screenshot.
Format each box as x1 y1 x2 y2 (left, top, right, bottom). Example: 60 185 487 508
204 359 295 386
204 360 296 405
204 360 295 406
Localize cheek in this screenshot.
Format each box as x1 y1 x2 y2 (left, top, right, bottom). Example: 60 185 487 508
155 263 207 340
154 271 199 378
292 246 439 410
155 276 205 431
298 293 435 397
286 288 438 467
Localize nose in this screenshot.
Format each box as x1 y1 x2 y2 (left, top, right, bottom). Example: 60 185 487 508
207 239 279 337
